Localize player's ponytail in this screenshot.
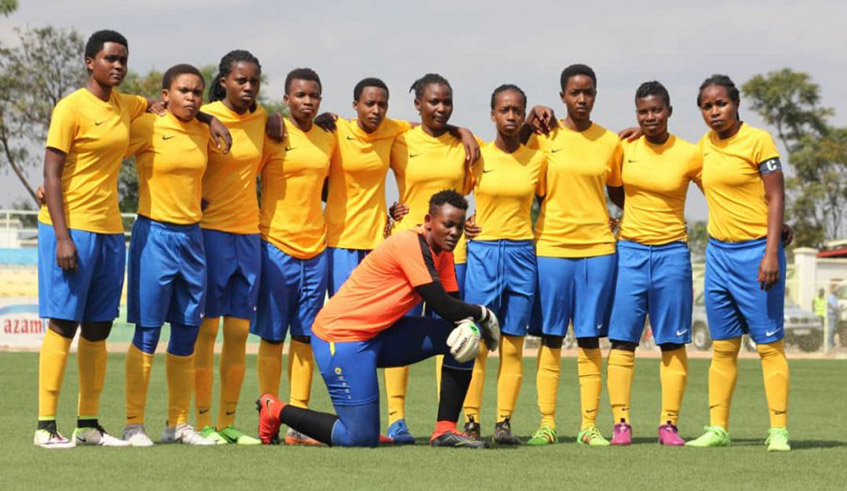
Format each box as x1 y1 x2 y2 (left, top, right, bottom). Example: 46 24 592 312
208 50 262 112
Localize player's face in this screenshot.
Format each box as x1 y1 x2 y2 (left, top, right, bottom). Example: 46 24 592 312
284 79 322 124
85 42 128 87
163 74 204 122
699 85 739 136
491 90 525 137
354 86 389 133
222 61 260 113
415 83 453 131
425 203 466 253
635 95 672 140
560 75 596 123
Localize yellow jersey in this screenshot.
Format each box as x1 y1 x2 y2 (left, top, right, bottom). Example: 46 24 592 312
39 88 147 234
199 101 267 234
326 118 411 250
471 143 545 241
699 123 780 242
529 122 622 258
618 135 703 245
126 112 212 224
259 120 335 259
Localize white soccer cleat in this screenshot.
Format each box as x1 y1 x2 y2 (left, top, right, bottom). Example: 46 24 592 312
161 423 217 446
33 428 76 449
73 425 131 447
122 424 155 447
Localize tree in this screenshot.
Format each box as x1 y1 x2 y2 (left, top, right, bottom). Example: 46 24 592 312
687 220 708 261
0 26 86 205
743 69 847 246
1 0 18 16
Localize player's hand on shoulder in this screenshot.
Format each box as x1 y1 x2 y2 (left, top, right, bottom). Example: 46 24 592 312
314 112 338 132
448 318 482 363
618 126 641 142
477 307 500 351
266 113 287 143
147 99 167 116
209 117 233 154
528 105 556 134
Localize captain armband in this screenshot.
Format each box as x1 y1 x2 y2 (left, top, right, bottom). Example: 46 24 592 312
758 157 782 175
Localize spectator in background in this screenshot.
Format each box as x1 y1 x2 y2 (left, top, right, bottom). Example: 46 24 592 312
828 285 840 348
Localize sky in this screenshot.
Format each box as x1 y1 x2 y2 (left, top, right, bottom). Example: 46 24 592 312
2 0 846 219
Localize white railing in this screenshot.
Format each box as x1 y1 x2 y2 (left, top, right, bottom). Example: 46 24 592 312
0 209 138 246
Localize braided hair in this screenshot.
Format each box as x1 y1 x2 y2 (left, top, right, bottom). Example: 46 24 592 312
490 84 527 110
635 80 670 107
208 50 261 111
409 73 451 99
697 74 740 120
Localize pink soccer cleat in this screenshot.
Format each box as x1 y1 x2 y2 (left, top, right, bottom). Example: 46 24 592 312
610 422 632 446
658 423 686 446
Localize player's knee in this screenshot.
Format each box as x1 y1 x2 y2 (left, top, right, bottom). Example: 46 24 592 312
659 342 684 352
168 323 200 356
49 318 78 339
133 325 162 354
541 335 563 349
291 335 311 344
712 338 741 357
80 321 113 342
576 336 599 349
611 340 637 352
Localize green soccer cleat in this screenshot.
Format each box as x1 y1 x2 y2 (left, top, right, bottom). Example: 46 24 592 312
685 426 731 448
526 424 557 446
218 426 262 445
765 428 790 452
198 426 228 445
577 426 610 447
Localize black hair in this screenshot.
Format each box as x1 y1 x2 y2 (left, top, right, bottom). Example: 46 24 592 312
635 81 670 107
84 30 128 59
285 68 321 95
162 64 204 90
490 84 527 110
428 189 468 216
354 77 389 102
696 74 740 107
560 64 597 91
409 73 451 99
208 50 261 109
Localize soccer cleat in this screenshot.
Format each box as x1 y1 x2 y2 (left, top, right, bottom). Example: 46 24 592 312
122 424 155 447
765 428 791 452
73 425 131 447
386 418 416 445
492 418 521 445
33 423 75 449
685 426 730 448
285 428 323 446
658 423 686 446
610 422 632 446
464 416 482 441
526 424 557 446
430 429 488 449
198 425 229 445
217 426 261 445
161 423 216 445
578 426 610 447
256 394 284 445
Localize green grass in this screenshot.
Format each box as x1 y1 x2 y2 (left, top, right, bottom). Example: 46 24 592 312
1 352 844 490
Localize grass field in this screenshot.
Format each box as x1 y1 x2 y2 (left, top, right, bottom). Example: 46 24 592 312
1 352 844 490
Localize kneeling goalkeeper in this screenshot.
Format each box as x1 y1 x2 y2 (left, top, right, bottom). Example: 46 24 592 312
258 189 499 448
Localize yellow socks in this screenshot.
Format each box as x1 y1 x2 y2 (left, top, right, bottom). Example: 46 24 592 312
217 317 249 429
577 347 603 430
462 348 488 423
166 352 194 426
194 317 219 428
497 335 524 421
607 348 635 424
125 344 154 426
385 366 410 425
257 340 283 397
709 338 741 430
38 329 73 420
77 337 107 420
660 347 688 426
757 339 789 428
536 344 561 428
287 338 314 408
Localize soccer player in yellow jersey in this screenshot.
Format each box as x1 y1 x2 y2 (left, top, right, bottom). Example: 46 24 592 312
606 81 703 446
122 64 218 447
686 75 791 452
192 50 266 445
460 84 545 445
524 64 623 447
251 68 335 446
36 30 149 449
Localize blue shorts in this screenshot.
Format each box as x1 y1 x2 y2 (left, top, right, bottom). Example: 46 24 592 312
37 222 125 322
327 247 369 297
251 242 327 342
127 216 206 327
609 241 692 345
705 237 785 344
464 240 536 337
202 229 260 319
530 253 616 338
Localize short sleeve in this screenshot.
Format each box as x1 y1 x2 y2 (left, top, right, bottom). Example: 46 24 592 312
606 140 623 187
45 99 77 154
389 134 406 174
753 130 780 166
387 118 413 137
125 115 153 158
689 148 704 188
526 132 542 151
258 136 279 174
438 254 459 293
120 93 148 121
536 155 548 197
392 232 441 287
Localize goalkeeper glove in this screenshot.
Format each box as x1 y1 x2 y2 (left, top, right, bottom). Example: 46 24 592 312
447 318 481 363
478 307 500 351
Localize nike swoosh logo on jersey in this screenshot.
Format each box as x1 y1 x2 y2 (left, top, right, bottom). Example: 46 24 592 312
482 169 494 173
346 136 357 140
409 153 421 158
285 146 296 151
94 120 106 126
627 159 638 163
226 410 236 416
551 148 564 153
199 408 209 414
162 135 175 140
